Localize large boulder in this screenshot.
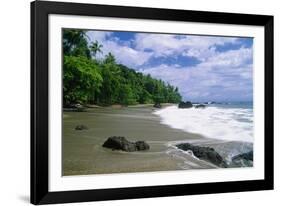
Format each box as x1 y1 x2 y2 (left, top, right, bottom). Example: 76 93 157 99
176 143 227 168
195 104 206 109
178 101 193 109
103 136 150 152
231 151 253 167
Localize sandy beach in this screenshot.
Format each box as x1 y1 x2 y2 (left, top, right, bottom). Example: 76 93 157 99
63 105 253 176
63 106 214 176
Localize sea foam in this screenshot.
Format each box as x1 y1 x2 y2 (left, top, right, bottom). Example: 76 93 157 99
154 105 253 142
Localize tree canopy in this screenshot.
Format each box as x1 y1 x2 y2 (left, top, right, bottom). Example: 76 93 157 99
63 29 182 107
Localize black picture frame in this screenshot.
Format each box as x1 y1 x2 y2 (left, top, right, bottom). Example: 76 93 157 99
31 0 274 204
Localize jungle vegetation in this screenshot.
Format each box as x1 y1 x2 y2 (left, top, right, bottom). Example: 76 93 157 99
63 29 182 106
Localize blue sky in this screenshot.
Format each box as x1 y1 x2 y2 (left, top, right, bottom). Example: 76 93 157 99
87 30 253 102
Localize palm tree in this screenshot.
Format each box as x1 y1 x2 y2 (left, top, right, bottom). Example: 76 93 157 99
90 40 103 58
63 30 89 55
104 52 115 64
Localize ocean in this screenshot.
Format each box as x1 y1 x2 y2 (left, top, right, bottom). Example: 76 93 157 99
154 102 253 143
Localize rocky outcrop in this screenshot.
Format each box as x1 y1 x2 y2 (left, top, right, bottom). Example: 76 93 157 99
195 104 206 109
75 124 88 130
103 136 150 152
178 101 193 109
153 103 162 108
176 143 227 168
231 150 253 167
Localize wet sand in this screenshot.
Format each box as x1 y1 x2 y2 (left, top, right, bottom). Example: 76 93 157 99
62 106 221 176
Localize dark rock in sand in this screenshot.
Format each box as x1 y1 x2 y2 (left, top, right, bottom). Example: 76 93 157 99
75 124 88 130
153 103 162 108
103 136 135 152
103 136 150 152
176 143 227 168
195 104 206 109
135 141 150 150
233 150 253 161
231 150 253 167
178 101 193 109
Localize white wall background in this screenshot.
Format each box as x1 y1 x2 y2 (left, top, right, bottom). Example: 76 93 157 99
0 0 279 205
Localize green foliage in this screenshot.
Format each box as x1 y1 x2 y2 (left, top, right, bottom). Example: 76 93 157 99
90 40 103 57
104 52 116 64
118 84 137 105
63 29 91 58
63 56 102 106
63 29 182 106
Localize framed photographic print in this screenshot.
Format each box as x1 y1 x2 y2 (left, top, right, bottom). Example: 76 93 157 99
31 0 274 204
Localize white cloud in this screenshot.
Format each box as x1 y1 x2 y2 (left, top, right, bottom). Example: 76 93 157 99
87 31 245 69
87 31 153 67
103 41 153 67
135 34 186 57
202 47 253 67
141 64 191 85
86 31 253 101
135 33 239 60
141 46 253 101
87 31 112 42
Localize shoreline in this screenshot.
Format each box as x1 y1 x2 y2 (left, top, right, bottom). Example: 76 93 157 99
63 103 176 110
63 105 252 176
